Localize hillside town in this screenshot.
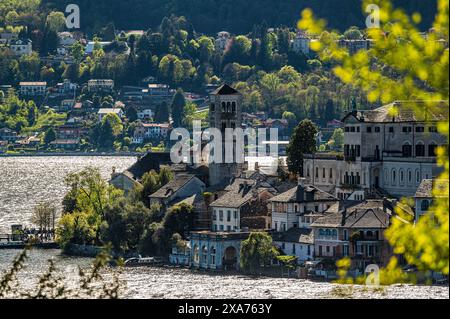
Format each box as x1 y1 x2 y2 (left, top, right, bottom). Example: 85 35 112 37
107 84 448 279
0 1 448 303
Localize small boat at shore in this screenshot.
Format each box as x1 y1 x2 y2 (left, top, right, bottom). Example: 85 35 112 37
124 256 164 267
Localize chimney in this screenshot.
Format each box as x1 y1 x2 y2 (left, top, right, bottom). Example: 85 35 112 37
298 177 306 188
296 178 306 201
341 208 347 226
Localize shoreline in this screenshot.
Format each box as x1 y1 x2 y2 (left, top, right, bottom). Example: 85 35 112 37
0 152 143 157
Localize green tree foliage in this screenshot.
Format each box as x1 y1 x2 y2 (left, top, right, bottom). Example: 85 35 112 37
58 167 123 248
43 127 56 144
286 119 318 175
154 101 170 123
171 88 186 128
300 0 449 278
329 128 344 151
240 232 279 274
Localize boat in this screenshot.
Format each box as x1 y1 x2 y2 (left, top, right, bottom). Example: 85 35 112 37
124 256 164 267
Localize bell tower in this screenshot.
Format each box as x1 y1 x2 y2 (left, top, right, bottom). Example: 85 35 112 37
208 84 243 187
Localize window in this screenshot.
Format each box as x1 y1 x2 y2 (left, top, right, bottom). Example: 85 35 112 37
375 127 380 133
357 126 360 132
416 170 421 183
402 143 412 157
421 200 430 212
202 246 208 264
343 230 348 241
234 211 238 219
367 127 372 133
400 170 404 183
429 126 438 133
402 126 412 133
350 127 356 132
329 168 333 180
210 247 216 265
345 127 350 132
428 144 437 157
219 210 224 221
227 211 231 222
416 143 425 157
315 167 319 179
389 127 394 133
292 244 296 255
416 126 425 133
323 168 326 179
210 103 215 112
408 170 412 183
392 169 397 185
213 211 217 220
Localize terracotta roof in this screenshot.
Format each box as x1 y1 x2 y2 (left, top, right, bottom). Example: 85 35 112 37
415 179 449 198
269 184 338 203
150 174 198 199
210 178 275 209
343 101 449 123
311 200 390 229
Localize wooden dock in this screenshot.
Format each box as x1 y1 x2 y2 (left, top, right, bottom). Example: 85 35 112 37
0 234 59 250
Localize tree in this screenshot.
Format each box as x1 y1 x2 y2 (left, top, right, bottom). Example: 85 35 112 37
102 113 123 137
46 11 66 32
286 119 318 175
125 106 138 122
330 128 344 151
171 88 186 128
240 232 279 274
44 127 56 145
155 101 170 123
300 0 449 278
30 202 58 231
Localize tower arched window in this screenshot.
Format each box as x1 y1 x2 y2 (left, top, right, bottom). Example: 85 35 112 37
221 102 226 112
231 102 236 113
408 169 412 183
400 169 404 184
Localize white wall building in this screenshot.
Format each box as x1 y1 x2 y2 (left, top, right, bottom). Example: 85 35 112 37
269 179 338 232
19 82 47 96
292 30 311 56
10 39 32 56
304 101 448 199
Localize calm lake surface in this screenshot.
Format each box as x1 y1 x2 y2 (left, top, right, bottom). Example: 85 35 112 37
0 156 448 299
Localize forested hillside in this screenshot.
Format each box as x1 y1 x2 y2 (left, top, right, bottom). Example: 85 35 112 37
40 0 437 34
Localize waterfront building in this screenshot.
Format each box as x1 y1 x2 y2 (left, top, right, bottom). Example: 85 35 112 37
272 228 315 263
414 179 449 222
303 101 448 200
310 199 402 270
190 231 251 271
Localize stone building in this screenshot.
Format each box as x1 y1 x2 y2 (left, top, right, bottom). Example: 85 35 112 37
310 200 401 270
208 84 243 187
304 101 448 199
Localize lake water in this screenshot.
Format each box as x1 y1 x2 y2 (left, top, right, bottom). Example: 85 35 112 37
0 156 136 233
0 156 448 299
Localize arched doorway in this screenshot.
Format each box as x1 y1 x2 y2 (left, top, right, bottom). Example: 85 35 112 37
223 246 237 270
